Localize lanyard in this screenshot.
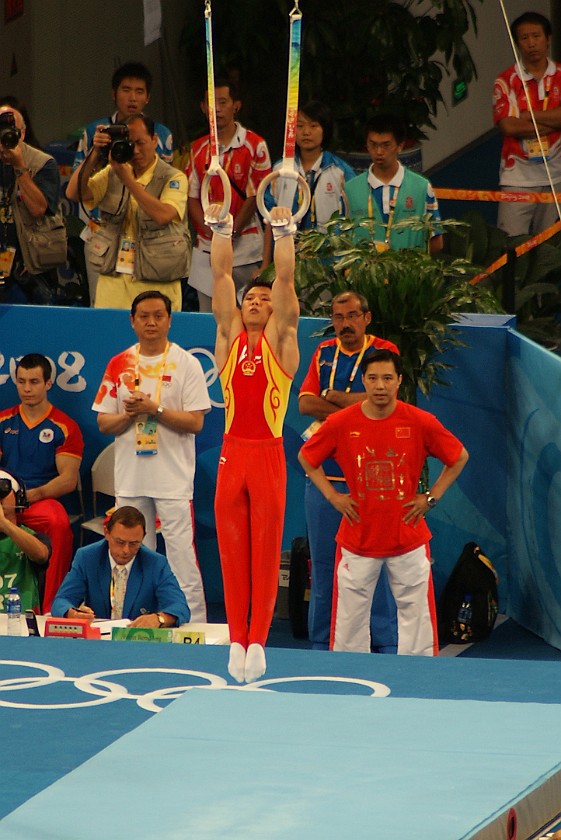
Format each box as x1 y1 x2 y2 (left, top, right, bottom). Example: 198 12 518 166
134 341 170 406
328 337 370 392
298 166 320 225
368 185 400 244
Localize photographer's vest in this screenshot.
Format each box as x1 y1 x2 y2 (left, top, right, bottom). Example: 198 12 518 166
346 167 431 251
11 143 67 275
88 158 191 282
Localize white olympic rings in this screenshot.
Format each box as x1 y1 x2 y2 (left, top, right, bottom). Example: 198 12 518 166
0 659 390 712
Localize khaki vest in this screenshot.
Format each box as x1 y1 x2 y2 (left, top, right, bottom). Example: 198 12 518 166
11 143 68 275
86 157 191 282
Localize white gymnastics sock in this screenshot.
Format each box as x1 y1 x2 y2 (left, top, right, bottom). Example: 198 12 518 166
244 643 266 683
228 642 246 683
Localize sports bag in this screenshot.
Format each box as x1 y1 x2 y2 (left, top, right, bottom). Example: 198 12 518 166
437 542 499 644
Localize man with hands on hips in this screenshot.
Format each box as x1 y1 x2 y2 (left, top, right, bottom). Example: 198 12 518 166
299 349 468 656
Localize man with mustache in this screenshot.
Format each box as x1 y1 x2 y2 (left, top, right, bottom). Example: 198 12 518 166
299 291 399 651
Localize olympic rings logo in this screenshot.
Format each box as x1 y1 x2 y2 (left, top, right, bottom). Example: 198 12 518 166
0 660 390 713
189 346 224 409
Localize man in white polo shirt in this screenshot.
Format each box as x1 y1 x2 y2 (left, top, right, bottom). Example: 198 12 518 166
93 290 211 621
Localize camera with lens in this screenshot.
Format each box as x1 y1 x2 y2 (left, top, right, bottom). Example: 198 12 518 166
0 111 21 150
99 124 134 164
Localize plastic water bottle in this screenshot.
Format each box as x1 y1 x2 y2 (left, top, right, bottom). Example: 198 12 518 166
7 587 22 636
457 595 473 625
457 594 473 641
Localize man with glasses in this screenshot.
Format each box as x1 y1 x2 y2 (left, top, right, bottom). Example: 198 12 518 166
299 291 399 650
51 506 189 627
346 113 443 255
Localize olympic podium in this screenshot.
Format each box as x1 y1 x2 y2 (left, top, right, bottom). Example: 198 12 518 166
2 636 561 838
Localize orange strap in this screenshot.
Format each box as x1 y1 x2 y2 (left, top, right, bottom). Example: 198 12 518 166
434 188 561 204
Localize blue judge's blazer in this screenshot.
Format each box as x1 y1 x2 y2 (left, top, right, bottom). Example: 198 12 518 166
51 540 190 625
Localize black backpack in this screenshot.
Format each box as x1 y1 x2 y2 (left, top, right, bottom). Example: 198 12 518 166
437 542 499 644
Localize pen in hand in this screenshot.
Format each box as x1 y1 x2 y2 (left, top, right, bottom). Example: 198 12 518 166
71 604 95 621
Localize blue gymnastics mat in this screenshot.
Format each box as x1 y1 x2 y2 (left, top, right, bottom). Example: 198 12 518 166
2 687 561 840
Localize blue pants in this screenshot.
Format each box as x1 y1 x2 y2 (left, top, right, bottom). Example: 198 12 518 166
305 479 398 652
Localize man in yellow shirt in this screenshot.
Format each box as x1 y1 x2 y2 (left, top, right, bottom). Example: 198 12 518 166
66 114 190 311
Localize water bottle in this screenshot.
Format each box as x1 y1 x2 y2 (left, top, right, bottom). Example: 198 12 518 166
457 595 473 624
457 594 473 641
7 587 22 636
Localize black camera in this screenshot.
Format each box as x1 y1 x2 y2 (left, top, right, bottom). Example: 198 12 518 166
0 111 21 150
0 471 28 509
99 124 134 164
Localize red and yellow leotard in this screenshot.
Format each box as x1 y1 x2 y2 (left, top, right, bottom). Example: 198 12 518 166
215 331 293 648
219 332 292 438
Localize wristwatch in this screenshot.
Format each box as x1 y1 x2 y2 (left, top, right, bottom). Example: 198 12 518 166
425 492 438 508
156 404 164 417
156 612 166 627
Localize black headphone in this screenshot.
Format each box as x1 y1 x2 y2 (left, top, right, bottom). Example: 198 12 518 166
0 470 29 510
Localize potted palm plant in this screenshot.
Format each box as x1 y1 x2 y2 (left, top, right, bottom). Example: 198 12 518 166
294 216 502 405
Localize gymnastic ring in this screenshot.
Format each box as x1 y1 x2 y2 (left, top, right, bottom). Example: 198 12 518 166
201 167 232 219
257 170 311 225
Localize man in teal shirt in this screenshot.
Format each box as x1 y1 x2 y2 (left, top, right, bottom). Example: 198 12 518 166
346 114 443 255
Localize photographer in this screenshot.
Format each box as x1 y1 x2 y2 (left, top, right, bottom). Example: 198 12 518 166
66 114 189 311
0 106 67 304
0 471 50 614
71 62 173 306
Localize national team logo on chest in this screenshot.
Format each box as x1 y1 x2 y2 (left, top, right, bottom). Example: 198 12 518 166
39 428 54 444
239 345 262 376
395 426 411 438
405 195 414 209
241 360 256 376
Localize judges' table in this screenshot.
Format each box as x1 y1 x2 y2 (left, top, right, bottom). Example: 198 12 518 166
0 613 230 643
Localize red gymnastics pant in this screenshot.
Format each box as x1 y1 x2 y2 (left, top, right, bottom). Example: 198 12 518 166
215 434 286 648
19 499 74 613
